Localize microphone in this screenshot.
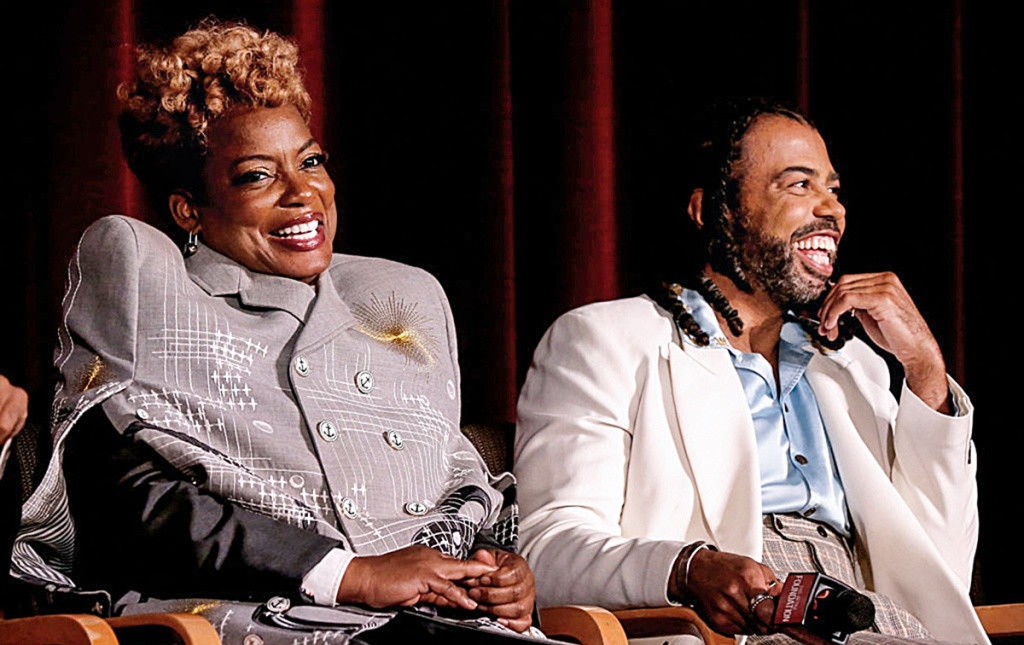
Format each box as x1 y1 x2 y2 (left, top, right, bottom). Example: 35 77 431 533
770 572 875 645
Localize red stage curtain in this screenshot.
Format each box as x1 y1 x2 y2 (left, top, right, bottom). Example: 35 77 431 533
6 0 1017 606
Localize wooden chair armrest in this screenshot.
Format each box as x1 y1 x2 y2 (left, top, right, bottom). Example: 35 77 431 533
975 602 1024 638
105 612 221 644
539 605 629 645
608 603 1024 642
0 613 119 645
613 606 733 645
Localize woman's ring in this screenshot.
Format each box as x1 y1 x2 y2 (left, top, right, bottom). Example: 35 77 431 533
749 592 773 614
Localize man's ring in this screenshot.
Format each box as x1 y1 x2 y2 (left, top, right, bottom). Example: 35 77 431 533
749 592 773 614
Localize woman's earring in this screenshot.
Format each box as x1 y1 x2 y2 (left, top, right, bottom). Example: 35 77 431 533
183 229 199 257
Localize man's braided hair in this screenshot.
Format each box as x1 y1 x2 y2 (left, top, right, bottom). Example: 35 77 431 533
650 96 854 352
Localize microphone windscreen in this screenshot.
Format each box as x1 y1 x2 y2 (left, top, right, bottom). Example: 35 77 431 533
827 589 875 632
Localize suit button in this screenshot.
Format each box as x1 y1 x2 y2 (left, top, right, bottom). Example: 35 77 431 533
341 497 358 518
404 501 428 516
354 370 375 393
817 525 829 537
243 636 264 645
136 408 150 420
317 420 339 442
294 356 311 376
384 430 405 450
794 454 808 465
266 596 291 613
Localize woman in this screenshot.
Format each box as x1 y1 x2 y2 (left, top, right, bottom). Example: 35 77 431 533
10 18 536 642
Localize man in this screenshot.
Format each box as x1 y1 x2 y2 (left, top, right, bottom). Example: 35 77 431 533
513 97 986 644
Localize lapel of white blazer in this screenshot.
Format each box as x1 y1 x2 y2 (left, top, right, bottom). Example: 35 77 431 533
667 340 762 557
805 350 895 542
805 349 894 482
805 352 988 644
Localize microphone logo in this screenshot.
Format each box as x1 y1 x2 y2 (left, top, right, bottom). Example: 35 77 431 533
771 572 875 645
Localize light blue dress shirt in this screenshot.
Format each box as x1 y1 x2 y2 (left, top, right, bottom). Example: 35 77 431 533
677 289 851 536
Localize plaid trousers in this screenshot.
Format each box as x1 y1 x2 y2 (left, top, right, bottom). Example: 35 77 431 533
749 513 955 645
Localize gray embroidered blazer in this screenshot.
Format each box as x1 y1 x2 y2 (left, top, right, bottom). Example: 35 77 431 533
12 215 515 601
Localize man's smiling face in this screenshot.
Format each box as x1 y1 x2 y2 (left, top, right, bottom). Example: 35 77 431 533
728 114 846 309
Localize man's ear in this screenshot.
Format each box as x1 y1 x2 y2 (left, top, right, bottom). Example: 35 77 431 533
687 189 705 229
168 191 200 234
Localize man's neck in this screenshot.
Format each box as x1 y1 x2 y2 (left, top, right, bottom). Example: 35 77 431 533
704 268 784 369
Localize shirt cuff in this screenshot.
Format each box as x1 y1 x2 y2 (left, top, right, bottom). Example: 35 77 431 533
301 548 355 606
901 376 971 418
947 375 969 417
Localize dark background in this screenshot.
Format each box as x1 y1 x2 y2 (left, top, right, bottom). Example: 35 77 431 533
4 0 1019 607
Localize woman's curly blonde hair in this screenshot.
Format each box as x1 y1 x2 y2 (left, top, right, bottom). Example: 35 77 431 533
117 17 312 211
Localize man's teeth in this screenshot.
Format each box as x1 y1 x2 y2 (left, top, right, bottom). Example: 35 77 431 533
794 235 835 266
274 221 319 239
794 235 836 252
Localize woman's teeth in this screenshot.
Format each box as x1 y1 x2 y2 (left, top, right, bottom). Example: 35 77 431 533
274 221 319 239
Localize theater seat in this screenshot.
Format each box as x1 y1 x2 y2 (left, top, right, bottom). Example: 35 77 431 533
0 611 220 645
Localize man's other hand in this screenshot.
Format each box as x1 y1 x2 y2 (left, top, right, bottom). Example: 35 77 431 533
684 548 780 636
818 272 951 412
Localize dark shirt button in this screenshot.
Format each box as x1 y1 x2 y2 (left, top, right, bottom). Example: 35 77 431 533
794 454 808 465
804 506 817 517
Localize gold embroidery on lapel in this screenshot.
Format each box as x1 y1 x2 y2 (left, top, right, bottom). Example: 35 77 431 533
186 601 223 615
353 293 437 364
76 355 107 392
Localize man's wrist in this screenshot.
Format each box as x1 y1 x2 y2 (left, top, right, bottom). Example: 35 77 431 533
668 541 716 605
901 345 952 413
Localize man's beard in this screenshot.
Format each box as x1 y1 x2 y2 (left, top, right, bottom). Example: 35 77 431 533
731 213 838 311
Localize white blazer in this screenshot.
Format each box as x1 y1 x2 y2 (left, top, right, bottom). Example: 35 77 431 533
514 295 986 644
